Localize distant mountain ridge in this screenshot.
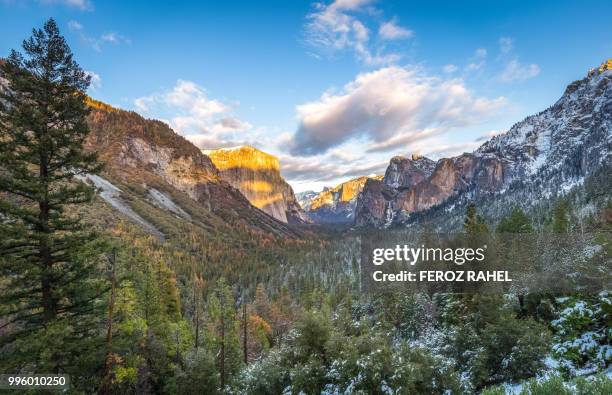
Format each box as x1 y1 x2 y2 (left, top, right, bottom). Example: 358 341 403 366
53 58 612 233
301 175 383 224
291 60 611 229
352 59 612 229
296 190 318 211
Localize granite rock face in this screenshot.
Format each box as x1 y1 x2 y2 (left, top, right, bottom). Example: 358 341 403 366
305 176 382 224
354 154 504 227
383 155 436 189
205 146 310 224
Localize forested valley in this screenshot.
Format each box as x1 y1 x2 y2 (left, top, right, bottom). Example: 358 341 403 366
0 19 610 395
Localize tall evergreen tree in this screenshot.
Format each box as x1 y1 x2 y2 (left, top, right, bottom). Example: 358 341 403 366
0 18 105 371
464 203 489 235
552 199 570 233
497 207 534 234
208 278 241 390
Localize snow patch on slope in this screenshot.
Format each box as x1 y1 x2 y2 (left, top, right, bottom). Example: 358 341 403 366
79 174 165 240
148 188 191 220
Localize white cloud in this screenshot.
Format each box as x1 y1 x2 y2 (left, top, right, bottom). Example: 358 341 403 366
85 70 101 90
288 66 506 155
165 80 228 118
304 0 409 66
443 64 458 73
475 48 487 58
500 59 540 82
379 20 413 40
133 80 254 149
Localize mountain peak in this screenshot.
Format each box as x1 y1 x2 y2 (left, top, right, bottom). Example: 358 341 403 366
205 145 280 172
587 58 612 78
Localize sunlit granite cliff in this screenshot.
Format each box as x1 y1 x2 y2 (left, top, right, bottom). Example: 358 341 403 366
303 175 383 224
205 146 310 224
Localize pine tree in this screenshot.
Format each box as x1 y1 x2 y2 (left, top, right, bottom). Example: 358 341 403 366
552 199 570 233
497 206 533 233
464 203 489 235
0 18 106 372
208 278 241 390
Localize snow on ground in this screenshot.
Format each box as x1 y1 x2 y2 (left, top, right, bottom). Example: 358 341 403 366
148 188 191 220
78 174 165 240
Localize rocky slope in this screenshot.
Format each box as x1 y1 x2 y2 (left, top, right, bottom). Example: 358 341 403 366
304 175 383 224
84 100 301 238
204 146 310 224
355 59 612 229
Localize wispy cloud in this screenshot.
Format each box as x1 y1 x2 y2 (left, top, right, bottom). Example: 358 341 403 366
464 47 487 73
304 0 412 66
100 32 131 45
499 59 540 82
67 20 130 51
134 80 254 149
379 19 413 40
443 64 458 73
495 37 540 82
288 66 506 156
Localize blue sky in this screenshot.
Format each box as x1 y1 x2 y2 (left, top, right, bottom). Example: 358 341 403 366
2 0 611 191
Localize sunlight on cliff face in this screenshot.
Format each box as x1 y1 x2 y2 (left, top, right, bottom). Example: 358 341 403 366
250 193 284 210
339 178 365 202
203 145 292 223
310 176 376 210
205 146 280 172
241 180 274 193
